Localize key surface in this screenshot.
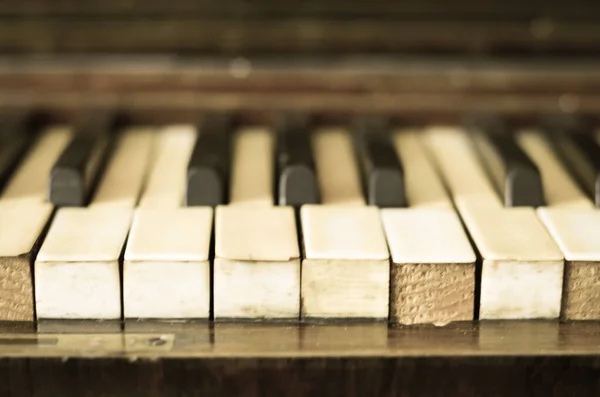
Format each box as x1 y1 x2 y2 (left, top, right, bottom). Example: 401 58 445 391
424 127 564 320
49 111 118 206
541 117 600 207
276 113 319 206
186 113 232 207
354 118 406 207
312 128 364 206
229 127 274 206
214 205 300 319
468 117 544 207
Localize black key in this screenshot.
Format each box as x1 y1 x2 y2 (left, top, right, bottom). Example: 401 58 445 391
353 116 406 208
0 109 40 193
467 116 544 207
276 112 319 206
541 116 600 207
49 110 118 207
186 113 232 207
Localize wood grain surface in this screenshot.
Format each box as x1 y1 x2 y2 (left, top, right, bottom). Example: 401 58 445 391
390 262 475 325
561 261 600 320
0 257 34 322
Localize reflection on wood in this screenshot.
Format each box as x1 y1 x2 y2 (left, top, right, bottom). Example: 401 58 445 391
0 321 599 358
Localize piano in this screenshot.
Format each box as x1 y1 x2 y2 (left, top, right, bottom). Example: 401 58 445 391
1 1 600 395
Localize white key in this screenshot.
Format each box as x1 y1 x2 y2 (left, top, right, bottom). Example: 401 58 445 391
138 125 196 208
424 127 564 320
312 128 365 206
229 127 274 206
382 130 476 325
214 205 300 319
121 125 214 319
123 208 213 319
519 131 600 319
89 128 155 209
0 127 71 322
35 207 132 319
517 130 592 209
301 205 389 318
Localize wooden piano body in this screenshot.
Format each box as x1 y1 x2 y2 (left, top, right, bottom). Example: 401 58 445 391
2 1 600 396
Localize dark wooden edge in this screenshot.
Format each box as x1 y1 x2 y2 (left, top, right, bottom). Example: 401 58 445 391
2 356 600 397
1 56 600 124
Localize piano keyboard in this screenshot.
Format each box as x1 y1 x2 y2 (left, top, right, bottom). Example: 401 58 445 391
3 111 600 325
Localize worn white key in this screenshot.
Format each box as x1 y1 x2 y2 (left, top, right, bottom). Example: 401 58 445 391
517 130 592 209
519 131 600 319
229 127 274 206
138 125 196 208
301 205 389 318
312 128 365 206
302 127 388 318
90 128 155 209
382 129 476 325
214 205 300 319
35 208 132 319
463 204 563 319
424 126 564 320
123 124 214 319
123 208 213 319
0 127 72 322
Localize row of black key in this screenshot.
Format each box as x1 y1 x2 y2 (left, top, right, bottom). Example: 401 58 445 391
3 109 600 209
186 113 407 208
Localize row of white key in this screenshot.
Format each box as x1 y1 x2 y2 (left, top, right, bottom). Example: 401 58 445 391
3 123 600 323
